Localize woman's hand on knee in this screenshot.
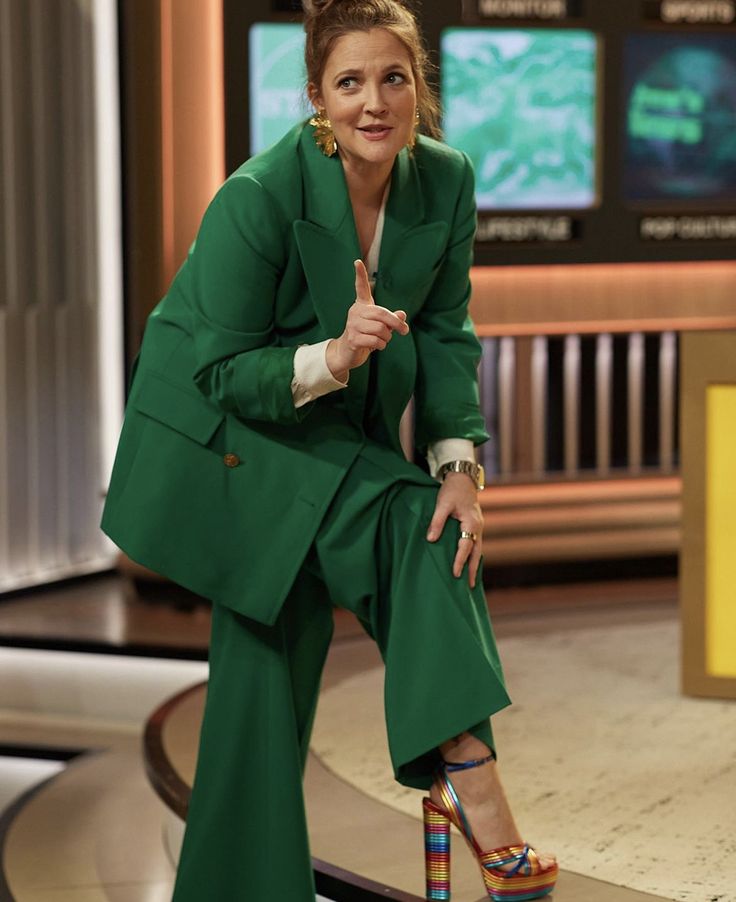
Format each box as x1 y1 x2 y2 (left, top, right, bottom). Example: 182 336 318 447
426 474 484 588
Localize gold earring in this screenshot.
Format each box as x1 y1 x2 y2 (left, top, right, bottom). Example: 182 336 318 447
309 109 338 157
407 108 420 156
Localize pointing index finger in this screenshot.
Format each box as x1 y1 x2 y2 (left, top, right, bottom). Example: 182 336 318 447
354 259 375 305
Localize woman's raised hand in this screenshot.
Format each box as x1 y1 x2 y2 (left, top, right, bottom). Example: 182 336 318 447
326 259 409 380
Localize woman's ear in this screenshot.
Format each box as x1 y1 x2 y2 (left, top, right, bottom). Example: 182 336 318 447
307 82 323 113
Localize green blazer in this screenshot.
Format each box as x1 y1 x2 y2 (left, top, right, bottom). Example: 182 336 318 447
101 120 490 625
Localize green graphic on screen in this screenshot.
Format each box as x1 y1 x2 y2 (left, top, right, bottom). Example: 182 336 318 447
249 23 308 155
441 29 598 210
624 36 736 204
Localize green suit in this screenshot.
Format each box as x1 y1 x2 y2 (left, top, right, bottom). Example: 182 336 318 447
101 120 510 901
101 120 490 626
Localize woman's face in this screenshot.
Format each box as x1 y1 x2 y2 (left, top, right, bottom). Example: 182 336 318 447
310 28 417 171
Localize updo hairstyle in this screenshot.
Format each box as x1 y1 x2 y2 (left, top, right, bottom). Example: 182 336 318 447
302 0 442 140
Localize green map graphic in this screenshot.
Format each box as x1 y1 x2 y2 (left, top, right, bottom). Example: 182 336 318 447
249 23 307 155
441 29 598 210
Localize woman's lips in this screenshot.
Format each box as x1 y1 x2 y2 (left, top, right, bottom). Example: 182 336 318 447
358 126 393 141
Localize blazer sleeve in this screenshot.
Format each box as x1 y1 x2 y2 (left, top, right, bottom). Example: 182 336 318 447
186 173 315 425
412 152 491 457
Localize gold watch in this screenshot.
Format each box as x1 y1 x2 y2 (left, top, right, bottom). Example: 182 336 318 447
437 460 485 491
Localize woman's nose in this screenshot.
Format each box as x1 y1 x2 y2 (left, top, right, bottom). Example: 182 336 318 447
364 83 388 115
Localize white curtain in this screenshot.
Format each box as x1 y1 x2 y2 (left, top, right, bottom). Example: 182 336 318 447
0 0 123 591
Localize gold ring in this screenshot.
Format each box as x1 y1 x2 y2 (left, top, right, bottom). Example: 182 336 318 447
460 530 477 542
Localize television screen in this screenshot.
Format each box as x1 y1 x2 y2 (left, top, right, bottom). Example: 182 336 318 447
440 28 599 211
624 34 736 206
249 23 307 155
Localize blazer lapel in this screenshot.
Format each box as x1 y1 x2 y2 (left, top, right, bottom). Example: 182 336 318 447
293 126 370 427
372 145 450 447
376 145 449 306
293 123 450 431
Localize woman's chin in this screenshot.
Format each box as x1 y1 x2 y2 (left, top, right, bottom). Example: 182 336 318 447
340 135 409 167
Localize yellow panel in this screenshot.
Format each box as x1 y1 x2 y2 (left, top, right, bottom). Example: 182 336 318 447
706 385 736 678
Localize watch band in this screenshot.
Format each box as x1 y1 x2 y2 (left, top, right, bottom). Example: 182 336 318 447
437 459 485 491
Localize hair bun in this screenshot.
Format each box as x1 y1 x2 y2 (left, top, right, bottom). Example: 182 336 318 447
302 0 341 15
303 0 413 15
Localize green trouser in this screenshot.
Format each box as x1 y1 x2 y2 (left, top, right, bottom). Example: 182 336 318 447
171 438 511 902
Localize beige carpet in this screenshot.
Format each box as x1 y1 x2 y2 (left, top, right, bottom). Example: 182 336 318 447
310 619 736 902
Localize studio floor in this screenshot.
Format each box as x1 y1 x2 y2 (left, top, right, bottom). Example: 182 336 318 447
0 571 733 901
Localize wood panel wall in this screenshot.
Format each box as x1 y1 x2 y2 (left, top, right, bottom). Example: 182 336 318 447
469 261 736 334
119 0 225 376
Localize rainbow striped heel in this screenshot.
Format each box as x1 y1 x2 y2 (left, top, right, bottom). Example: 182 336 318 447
423 798 451 900
422 754 558 902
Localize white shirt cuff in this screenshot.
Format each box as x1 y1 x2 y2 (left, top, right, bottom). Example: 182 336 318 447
291 339 349 409
426 438 476 479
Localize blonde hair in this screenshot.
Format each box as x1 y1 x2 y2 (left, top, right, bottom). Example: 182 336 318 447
302 0 442 140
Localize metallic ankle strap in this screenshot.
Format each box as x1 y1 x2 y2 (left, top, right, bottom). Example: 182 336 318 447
442 752 496 773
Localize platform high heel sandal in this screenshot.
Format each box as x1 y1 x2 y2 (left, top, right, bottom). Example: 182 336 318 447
423 754 558 901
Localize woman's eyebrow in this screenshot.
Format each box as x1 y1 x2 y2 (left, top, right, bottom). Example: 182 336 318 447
334 62 409 79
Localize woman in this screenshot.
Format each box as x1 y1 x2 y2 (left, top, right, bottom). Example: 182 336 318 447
102 0 558 899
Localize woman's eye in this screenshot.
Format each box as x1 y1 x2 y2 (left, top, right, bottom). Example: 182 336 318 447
386 72 406 85
339 77 357 89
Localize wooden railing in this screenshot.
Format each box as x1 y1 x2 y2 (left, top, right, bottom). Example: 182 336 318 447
475 322 687 483
469 309 736 564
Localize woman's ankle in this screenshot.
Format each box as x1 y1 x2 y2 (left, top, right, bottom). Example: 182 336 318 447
439 731 493 764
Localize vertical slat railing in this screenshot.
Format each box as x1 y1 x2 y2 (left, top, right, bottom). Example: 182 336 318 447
563 334 581 475
530 336 547 478
595 333 613 474
498 336 516 479
659 332 677 473
627 332 645 474
479 337 498 477
476 326 680 484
